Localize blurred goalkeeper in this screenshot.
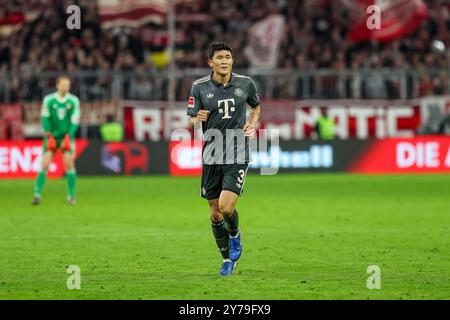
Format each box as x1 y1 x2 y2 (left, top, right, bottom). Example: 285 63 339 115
32 75 80 206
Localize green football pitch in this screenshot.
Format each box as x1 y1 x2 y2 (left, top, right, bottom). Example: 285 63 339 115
0 174 449 300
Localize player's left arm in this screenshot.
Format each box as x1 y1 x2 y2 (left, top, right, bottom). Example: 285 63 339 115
68 96 81 138
243 79 261 138
62 96 80 151
243 105 260 138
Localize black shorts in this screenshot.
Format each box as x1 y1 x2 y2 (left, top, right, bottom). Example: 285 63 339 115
201 163 249 200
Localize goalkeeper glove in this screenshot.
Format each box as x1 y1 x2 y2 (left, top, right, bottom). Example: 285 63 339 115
46 133 56 152
62 134 71 152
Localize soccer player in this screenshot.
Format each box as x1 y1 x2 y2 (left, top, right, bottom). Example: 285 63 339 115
187 42 261 276
32 75 80 206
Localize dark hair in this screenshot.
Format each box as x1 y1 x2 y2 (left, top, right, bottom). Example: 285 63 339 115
208 41 233 59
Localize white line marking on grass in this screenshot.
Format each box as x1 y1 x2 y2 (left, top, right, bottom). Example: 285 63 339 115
0 232 204 240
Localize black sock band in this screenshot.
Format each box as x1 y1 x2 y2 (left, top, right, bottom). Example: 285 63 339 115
224 209 239 237
211 219 229 259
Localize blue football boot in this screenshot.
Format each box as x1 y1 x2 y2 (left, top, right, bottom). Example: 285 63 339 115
229 231 242 262
219 260 236 276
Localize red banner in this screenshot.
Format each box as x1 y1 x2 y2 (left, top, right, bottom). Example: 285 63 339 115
0 104 24 141
350 0 429 42
123 99 432 141
0 12 25 37
350 137 450 173
0 140 89 178
98 0 167 28
3 138 448 177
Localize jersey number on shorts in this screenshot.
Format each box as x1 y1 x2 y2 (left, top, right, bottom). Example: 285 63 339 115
237 169 245 183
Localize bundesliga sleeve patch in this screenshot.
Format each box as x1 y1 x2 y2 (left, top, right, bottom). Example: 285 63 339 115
188 97 195 108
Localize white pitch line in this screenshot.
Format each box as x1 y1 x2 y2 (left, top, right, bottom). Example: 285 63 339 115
0 232 204 240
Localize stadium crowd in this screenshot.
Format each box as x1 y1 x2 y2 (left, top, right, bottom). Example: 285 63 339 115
0 0 448 102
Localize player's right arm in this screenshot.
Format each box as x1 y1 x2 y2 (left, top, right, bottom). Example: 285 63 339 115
41 95 57 151
41 95 52 137
187 84 209 129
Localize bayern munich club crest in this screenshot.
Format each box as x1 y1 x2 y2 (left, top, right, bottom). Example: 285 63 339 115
234 88 243 97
